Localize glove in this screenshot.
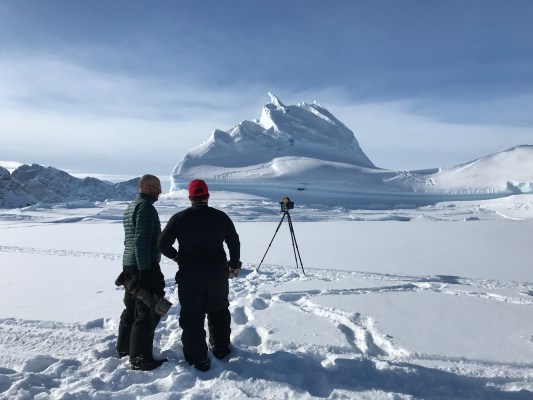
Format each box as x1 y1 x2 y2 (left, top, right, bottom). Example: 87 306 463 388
115 270 139 292
114 271 126 286
123 277 173 317
228 260 242 279
139 267 166 296
228 260 242 269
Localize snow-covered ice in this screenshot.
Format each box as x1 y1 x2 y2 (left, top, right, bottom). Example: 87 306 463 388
1 191 533 399
169 95 533 206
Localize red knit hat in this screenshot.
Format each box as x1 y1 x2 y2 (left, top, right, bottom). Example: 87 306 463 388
188 179 209 197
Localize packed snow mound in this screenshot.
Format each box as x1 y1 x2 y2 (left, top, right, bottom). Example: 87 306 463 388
427 145 533 193
172 93 375 179
8 164 140 205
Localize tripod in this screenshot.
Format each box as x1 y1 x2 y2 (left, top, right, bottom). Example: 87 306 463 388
257 209 306 275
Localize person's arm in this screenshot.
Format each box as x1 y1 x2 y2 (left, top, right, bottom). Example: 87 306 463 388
225 216 241 275
158 214 179 261
134 202 155 271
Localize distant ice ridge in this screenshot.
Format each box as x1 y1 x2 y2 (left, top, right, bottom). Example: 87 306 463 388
172 93 374 178
0 164 140 208
169 94 533 207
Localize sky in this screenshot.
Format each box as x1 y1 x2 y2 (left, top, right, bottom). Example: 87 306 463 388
1 0 532 178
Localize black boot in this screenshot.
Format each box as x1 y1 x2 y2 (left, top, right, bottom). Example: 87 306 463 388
211 346 231 360
189 356 211 372
130 356 168 371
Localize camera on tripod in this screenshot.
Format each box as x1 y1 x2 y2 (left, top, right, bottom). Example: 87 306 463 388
280 196 294 212
257 195 305 275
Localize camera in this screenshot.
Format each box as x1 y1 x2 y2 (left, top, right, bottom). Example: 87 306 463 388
280 196 294 212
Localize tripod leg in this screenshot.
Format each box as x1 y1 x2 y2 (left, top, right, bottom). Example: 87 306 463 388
287 214 300 272
286 213 306 276
257 212 286 271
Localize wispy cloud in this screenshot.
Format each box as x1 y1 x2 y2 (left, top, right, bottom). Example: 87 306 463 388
0 54 257 120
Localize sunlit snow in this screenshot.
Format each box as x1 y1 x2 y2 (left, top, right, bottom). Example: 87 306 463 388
1 190 533 399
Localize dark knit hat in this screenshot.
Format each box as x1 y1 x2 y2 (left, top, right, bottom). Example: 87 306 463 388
188 179 209 197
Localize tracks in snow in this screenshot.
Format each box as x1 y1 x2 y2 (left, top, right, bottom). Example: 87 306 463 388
228 265 533 366
1 247 533 397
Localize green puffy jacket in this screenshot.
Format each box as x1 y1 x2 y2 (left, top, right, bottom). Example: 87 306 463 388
122 193 161 270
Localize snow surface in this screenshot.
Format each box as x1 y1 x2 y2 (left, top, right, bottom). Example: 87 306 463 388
1 190 533 399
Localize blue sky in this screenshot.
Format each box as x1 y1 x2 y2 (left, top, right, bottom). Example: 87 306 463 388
1 0 532 177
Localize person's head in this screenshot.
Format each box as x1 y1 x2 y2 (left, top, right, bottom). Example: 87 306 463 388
139 174 162 201
188 179 209 204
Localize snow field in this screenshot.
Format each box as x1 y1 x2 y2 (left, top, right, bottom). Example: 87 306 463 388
0 194 532 399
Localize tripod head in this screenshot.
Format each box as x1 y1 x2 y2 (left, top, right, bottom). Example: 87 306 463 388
280 196 294 212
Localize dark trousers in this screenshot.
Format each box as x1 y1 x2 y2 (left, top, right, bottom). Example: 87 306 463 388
177 270 230 364
116 264 163 360
117 290 161 359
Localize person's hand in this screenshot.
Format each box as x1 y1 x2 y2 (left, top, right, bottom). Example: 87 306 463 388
228 268 240 278
228 260 242 279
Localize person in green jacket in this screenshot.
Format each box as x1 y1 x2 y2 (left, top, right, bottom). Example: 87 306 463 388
116 174 167 371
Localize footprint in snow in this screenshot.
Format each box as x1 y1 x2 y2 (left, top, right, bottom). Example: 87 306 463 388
0 375 11 393
232 306 249 325
275 292 306 302
251 297 269 310
21 355 59 373
233 326 267 347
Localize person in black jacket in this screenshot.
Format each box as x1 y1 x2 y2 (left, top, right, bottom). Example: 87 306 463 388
116 174 167 371
158 179 241 372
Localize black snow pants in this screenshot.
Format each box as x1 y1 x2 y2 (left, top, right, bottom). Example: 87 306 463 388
116 263 164 360
176 263 230 364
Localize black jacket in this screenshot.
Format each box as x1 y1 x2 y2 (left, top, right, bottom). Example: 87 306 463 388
158 203 240 268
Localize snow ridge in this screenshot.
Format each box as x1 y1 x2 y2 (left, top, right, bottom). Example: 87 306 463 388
172 93 375 181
